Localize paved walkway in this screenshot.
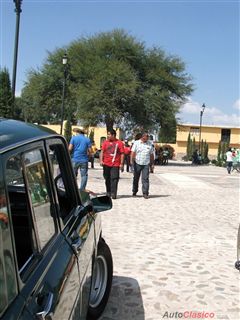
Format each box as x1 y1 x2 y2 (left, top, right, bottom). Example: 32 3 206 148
86 161 240 320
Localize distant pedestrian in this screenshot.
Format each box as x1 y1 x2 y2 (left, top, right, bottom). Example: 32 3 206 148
100 129 124 199
130 132 154 199
123 140 131 172
69 128 92 190
89 141 98 169
226 147 233 174
192 149 199 165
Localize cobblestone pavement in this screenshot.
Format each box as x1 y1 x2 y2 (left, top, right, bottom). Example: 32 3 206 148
86 161 240 320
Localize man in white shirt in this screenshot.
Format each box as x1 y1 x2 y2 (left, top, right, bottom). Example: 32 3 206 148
130 132 154 199
226 148 233 174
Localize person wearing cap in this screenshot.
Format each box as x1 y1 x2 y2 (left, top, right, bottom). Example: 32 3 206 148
69 128 92 190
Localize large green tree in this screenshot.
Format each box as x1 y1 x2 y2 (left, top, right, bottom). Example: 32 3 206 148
21 29 193 132
0 68 12 118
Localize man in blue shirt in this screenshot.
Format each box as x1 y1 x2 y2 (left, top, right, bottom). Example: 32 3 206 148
69 128 92 190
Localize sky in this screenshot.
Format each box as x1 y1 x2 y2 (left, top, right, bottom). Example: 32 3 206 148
1 0 239 127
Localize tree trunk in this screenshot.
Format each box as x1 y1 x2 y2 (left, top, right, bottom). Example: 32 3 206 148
106 118 114 132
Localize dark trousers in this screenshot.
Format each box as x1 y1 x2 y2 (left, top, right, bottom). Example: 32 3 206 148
89 155 94 168
123 154 130 172
132 162 150 195
227 161 233 174
103 165 120 196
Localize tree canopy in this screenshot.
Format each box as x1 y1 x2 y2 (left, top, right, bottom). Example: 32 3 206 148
0 68 12 118
21 29 193 132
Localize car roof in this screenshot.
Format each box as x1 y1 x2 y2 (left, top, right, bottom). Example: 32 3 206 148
0 118 58 153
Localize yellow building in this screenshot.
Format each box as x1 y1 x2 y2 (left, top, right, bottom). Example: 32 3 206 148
41 123 240 159
175 124 240 159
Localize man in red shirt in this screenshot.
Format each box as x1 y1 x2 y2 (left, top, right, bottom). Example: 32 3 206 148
100 129 124 199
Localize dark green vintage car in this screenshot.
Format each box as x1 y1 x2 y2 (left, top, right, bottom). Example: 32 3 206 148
0 119 113 320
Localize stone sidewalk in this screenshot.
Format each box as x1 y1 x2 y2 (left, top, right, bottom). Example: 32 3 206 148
86 161 240 320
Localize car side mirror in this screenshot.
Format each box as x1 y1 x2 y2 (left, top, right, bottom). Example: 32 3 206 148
79 191 112 213
91 195 112 213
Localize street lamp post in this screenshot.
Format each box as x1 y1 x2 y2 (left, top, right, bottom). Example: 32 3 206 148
12 0 22 117
60 53 68 135
199 103 206 152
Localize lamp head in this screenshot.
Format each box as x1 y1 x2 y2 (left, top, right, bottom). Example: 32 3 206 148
62 53 68 65
13 0 22 13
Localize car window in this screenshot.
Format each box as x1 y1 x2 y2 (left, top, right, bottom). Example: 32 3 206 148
6 154 36 272
24 149 57 249
47 140 78 224
0 184 18 316
5 148 57 274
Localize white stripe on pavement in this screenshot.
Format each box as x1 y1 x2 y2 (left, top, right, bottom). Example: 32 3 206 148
158 173 211 188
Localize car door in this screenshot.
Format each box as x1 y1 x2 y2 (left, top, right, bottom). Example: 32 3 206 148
2 142 83 320
45 138 96 319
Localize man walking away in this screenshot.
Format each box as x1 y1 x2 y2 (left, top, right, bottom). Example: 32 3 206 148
226 147 233 174
69 128 92 190
100 129 124 199
130 132 154 199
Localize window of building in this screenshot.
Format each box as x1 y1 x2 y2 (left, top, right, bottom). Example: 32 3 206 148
190 127 200 136
221 129 231 142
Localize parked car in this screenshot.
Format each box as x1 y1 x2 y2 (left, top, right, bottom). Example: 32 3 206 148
235 224 240 271
0 118 113 320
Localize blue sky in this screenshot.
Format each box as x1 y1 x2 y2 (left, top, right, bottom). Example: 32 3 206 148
1 0 239 126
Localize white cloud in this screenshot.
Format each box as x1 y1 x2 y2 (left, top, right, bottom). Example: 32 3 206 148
178 98 240 127
233 99 240 111
180 100 200 114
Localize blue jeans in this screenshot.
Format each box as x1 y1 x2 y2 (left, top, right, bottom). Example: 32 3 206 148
72 161 88 190
226 161 232 174
132 162 150 195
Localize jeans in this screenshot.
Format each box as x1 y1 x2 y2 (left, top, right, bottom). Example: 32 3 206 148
103 165 120 197
226 161 233 174
72 161 88 190
132 162 150 195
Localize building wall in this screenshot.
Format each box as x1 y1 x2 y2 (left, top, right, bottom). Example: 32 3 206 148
175 124 240 159
41 123 240 159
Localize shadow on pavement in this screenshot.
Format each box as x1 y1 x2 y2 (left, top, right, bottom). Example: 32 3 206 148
157 161 193 167
100 276 145 320
163 160 209 167
118 194 170 199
